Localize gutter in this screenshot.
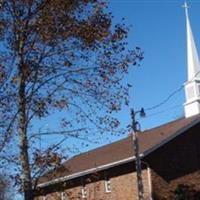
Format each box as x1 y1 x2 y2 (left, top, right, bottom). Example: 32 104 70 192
37 153 144 188
147 166 153 200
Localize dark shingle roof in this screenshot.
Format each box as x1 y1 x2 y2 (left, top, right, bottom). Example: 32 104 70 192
38 115 200 187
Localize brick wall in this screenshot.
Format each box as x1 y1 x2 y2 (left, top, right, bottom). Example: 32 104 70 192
144 123 200 199
34 162 151 200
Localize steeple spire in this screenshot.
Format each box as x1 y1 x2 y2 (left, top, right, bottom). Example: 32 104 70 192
183 1 200 80
183 2 200 118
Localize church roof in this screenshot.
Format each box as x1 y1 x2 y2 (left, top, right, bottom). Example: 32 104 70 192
37 115 200 188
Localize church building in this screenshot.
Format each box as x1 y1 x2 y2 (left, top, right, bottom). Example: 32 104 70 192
34 2 200 200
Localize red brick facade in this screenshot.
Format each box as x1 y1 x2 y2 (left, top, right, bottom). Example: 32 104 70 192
36 163 150 200
35 163 151 200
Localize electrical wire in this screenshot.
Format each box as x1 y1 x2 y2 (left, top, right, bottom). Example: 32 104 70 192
144 70 200 112
144 85 184 111
145 104 182 118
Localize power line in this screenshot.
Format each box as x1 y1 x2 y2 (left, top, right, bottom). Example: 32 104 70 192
145 104 182 118
144 70 200 112
145 85 184 111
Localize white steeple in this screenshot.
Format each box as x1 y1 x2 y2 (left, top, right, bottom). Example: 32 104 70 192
183 2 200 118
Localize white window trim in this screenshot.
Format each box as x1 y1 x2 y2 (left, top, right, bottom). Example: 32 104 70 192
81 177 87 198
104 173 111 193
43 196 47 200
61 191 67 200
81 187 87 198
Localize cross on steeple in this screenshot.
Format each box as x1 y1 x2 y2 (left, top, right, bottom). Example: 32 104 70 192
182 2 190 18
182 1 190 10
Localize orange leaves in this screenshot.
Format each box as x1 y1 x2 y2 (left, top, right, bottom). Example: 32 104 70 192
11 75 19 84
32 0 112 46
0 20 5 36
112 24 128 42
64 60 72 67
33 151 62 168
53 99 68 109
76 12 111 45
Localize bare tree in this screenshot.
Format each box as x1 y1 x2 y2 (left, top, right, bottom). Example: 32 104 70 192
0 0 143 199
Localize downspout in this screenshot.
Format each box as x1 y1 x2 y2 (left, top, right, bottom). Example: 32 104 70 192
147 166 153 200
141 161 153 200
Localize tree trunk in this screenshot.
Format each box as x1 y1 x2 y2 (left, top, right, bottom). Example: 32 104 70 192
18 65 33 200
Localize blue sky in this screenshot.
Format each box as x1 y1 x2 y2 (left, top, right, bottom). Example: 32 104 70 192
108 0 200 132
34 1 200 151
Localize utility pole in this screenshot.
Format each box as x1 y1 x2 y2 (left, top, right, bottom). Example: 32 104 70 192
131 108 145 200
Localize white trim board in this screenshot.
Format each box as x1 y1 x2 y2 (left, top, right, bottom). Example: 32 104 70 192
37 154 144 188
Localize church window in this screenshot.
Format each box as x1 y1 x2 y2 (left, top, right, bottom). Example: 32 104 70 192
81 186 87 198
81 177 87 198
61 192 67 200
104 173 111 193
